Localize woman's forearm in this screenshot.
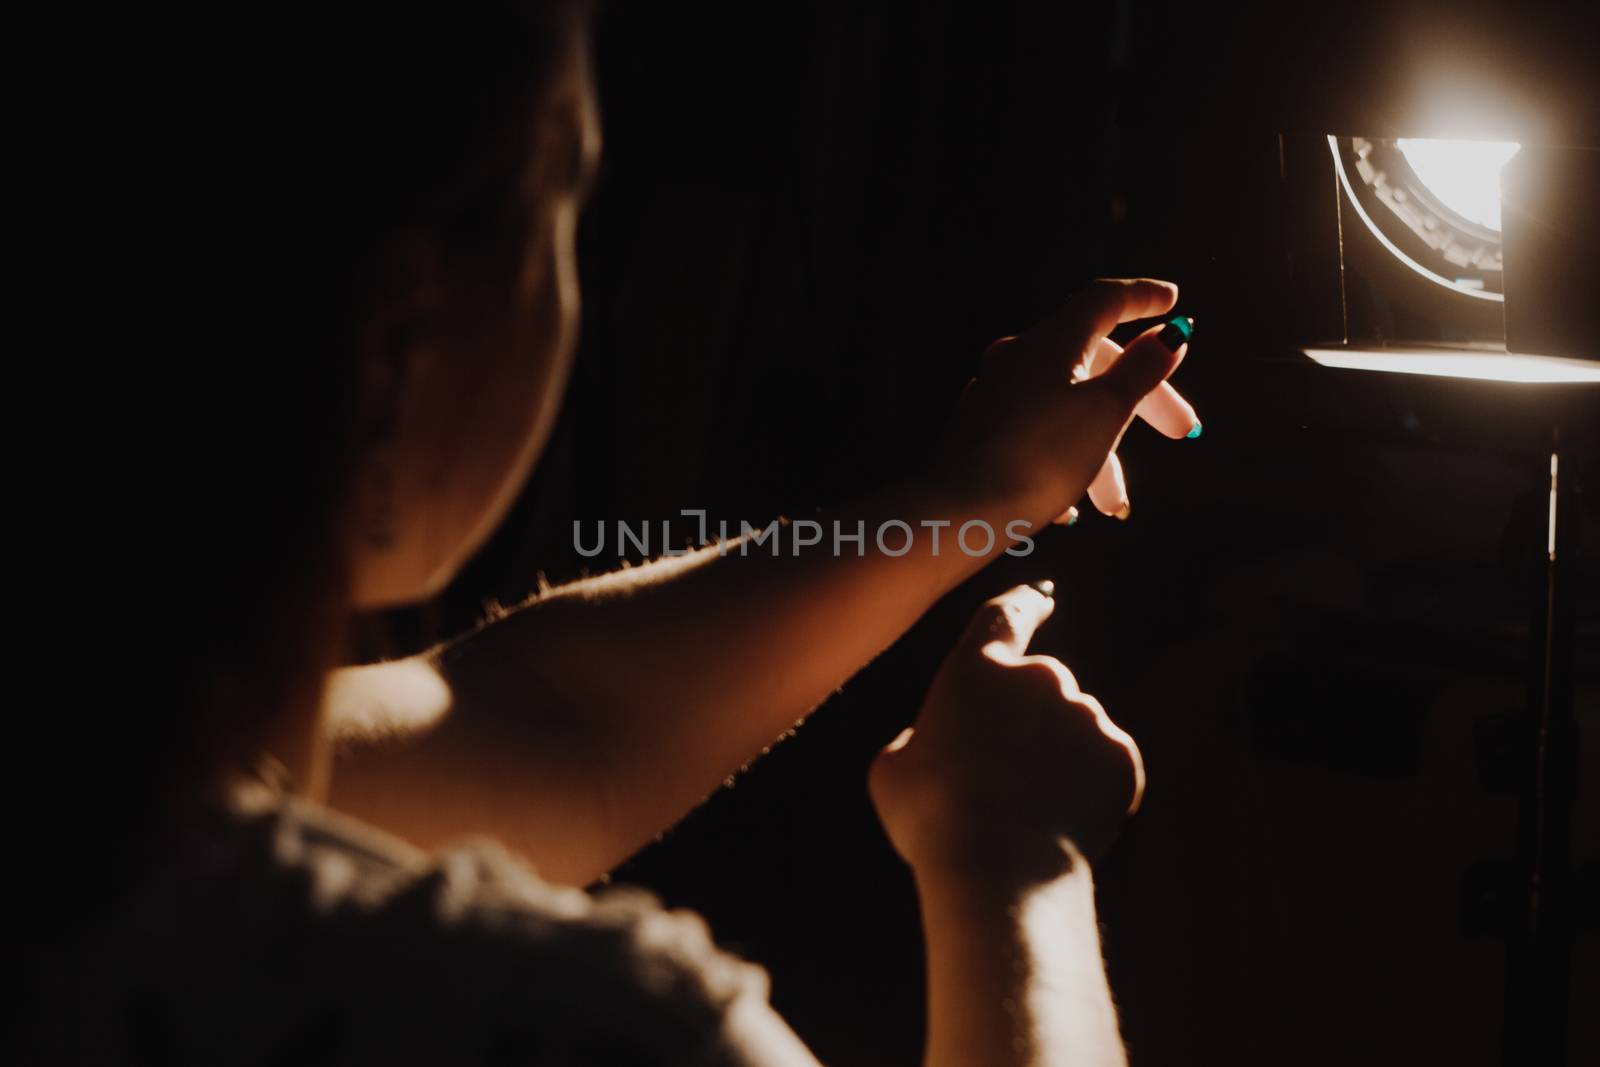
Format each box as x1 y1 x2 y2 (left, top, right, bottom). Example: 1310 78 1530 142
331 281 1185 884
916 845 1127 1067
331 475 1025 882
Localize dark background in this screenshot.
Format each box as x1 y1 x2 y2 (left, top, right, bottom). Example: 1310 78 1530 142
437 2 1598 1063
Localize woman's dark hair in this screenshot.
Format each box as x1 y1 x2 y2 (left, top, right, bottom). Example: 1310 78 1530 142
23 2 592 953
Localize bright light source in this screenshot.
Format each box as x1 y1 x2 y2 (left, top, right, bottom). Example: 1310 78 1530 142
1395 138 1521 231
1304 347 1600 384
1329 136 1508 302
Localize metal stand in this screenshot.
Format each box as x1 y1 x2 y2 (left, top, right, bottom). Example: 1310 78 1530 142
1505 432 1580 1066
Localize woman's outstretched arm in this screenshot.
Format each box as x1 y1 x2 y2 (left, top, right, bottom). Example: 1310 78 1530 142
329 279 1191 885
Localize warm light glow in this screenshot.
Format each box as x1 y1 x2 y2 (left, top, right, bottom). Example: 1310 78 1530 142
1304 348 1600 384
1395 138 1521 231
1328 137 1502 303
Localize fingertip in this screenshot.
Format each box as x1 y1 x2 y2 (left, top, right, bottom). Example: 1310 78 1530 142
1113 278 1178 319
990 582 1057 628
1135 381 1200 439
1105 277 1179 316
1143 277 1179 309
1019 582 1057 618
972 600 1052 661
1087 452 1128 516
1155 315 1194 353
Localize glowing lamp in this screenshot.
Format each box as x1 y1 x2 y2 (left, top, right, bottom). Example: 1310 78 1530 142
1297 135 1600 383
1271 128 1595 1066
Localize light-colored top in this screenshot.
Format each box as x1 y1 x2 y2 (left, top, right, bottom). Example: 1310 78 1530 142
66 783 818 1065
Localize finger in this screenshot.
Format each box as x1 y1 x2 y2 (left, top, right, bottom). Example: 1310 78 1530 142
1051 505 1080 526
1014 653 1081 696
1076 335 1122 382
1074 692 1146 813
1124 734 1147 814
1078 317 1192 442
1088 336 1200 439
1032 279 1178 364
1085 336 1199 438
1136 382 1201 440
1086 451 1129 518
963 583 1056 662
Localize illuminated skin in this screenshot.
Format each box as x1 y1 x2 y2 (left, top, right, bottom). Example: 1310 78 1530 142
1077 330 1201 519
331 278 1188 886
871 583 1142 1067
317 33 1188 1067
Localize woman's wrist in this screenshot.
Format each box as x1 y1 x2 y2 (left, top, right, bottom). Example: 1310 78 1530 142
907 831 1092 901
898 462 1044 572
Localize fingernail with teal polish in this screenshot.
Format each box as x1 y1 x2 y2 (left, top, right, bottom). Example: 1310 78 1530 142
1156 315 1194 353
1065 510 1079 526
1186 422 1203 439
